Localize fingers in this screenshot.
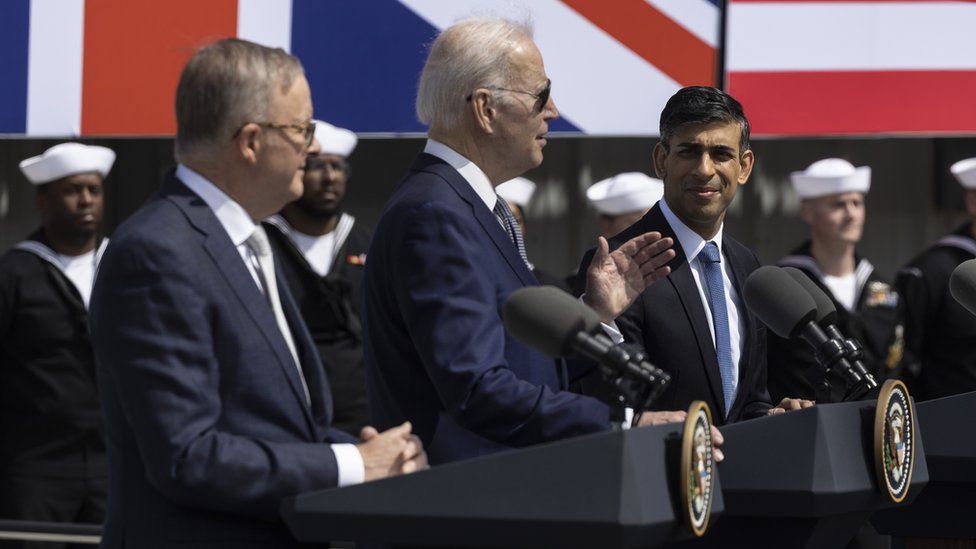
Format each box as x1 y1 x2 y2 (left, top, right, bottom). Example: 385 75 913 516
637 410 686 427
799 399 815 409
713 448 725 463
767 406 785 416
710 426 724 447
399 435 423 462
359 426 379 441
616 231 663 256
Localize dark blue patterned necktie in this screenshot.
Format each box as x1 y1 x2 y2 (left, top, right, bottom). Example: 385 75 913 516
699 241 735 417
493 196 531 269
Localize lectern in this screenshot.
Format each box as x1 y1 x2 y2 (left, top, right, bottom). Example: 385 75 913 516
872 391 976 538
672 400 928 549
282 420 722 548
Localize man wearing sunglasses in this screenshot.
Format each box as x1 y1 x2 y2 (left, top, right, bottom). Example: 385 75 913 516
88 39 426 549
362 17 686 466
264 120 372 437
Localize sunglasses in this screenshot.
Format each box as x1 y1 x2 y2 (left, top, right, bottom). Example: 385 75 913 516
466 78 552 114
233 121 317 148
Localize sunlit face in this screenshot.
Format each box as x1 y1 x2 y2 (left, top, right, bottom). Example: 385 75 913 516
598 208 649 239
801 191 865 246
654 121 753 237
37 172 104 237
255 75 319 212
491 38 559 179
297 153 349 218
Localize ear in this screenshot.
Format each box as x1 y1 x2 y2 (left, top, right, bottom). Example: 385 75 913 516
652 142 668 178
233 123 262 165
799 199 814 225
737 149 755 186
469 89 496 135
965 190 976 217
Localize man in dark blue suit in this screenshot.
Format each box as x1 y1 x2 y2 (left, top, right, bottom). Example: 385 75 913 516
362 18 684 465
89 39 426 548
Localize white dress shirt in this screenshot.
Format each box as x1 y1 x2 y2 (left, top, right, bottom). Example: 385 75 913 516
176 164 365 487
659 199 745 398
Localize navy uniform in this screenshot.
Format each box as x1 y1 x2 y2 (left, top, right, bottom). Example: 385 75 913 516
897 223 976 400
0 143 114 542
768 244 906 402
264 214 371 435
897 157 976 401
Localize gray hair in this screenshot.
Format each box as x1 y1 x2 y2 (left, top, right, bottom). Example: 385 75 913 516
416 17 533 133
174 38 304 160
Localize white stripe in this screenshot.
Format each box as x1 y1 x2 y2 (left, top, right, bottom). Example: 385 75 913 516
26 0 85 136
728 3 976 71
398 0 681 135
644 0 719 48
237 0 292 52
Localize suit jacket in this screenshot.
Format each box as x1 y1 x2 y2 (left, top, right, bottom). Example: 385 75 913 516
90 173 354 549
575 203 772 425
362 153 609 465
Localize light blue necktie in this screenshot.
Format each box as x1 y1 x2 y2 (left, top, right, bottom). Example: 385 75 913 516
699 241 735 417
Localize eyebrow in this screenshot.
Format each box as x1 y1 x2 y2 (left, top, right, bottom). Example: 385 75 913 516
675 142 737 154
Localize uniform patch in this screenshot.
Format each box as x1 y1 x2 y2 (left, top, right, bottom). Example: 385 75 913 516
866 281 899 308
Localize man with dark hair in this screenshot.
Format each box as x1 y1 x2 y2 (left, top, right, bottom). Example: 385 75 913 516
576 86 811 424
89 38 425 548
265 120 371 435
0 143 112 545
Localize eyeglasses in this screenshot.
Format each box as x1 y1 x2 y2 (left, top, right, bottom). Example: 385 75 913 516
233 120 317 148
305 157 349 173
466 79 552 114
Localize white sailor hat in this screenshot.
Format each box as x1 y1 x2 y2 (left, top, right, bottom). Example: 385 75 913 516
950 158 976 189
586 172 664 215
496 177 537 208
313 120 358 157
19 142 116 186
790 158 871 200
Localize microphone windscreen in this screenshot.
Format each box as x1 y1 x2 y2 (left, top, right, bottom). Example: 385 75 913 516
503 286 601 357
743 266 818 339
950 259 976 317
783 266 838 326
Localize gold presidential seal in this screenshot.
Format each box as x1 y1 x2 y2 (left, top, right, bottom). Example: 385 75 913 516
681 401 715 537
874 379 915 503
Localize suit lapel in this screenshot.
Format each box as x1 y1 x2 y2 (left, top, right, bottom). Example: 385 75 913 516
722 241 754 415
166 177 318 434
419 156 538 287
642 206 726 411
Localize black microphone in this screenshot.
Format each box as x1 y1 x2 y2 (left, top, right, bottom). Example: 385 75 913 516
950 259 976 317
743 266 861 394
782 267 877 396
502 285 671 405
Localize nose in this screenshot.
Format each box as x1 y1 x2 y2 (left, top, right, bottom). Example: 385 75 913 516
307 136 322 156
543 95 559 121
693 153 717 180
79 188 94 205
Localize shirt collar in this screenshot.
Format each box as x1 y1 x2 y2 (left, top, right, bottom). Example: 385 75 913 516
176 164 257 247
659 197 724 263
424 139 497 210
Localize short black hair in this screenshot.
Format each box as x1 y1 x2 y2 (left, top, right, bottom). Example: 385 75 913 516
659 86 750 155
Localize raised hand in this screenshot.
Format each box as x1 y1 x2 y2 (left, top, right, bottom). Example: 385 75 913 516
584 232 675 323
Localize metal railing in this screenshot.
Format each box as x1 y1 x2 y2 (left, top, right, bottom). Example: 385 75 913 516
0 520 101 545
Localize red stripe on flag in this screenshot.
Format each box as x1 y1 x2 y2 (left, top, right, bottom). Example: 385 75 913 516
560 0 715 86
728 70 976 136
81 0 238 136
